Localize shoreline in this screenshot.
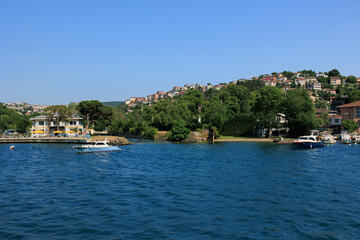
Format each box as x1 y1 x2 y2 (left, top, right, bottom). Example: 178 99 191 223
214 138 275 142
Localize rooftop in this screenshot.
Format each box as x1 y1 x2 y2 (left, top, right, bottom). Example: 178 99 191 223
337 101 360 108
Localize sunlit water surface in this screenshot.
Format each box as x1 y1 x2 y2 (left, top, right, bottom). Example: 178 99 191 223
1 142 360 239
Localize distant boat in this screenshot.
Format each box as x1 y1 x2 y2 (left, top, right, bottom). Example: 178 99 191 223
353 135 360 144
9 145 15 150
340 131 352 145
293 135 324 149
322 133 336 145
72 138 121 153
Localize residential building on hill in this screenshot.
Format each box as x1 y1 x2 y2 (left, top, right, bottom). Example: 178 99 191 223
338 101 360 120
308 82 322 91
316 72 328 78
261 75 277 82
277 76 287 82
337 101 360 124
330 77 341 85
295 77 306 87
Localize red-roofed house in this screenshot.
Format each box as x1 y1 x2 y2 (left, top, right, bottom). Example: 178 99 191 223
261 76 277 82
338 101 360 123
295 77 306 87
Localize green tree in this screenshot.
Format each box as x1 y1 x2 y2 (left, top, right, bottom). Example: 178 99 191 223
15 117 31 133
315 101 328 109
77 100 112 131
282 71 294 79
254 86 284 137
168 120 191 142
0 115 12 132
328 69 340 77
238 79 264 91
316 111 330 127
182 89 204 124
342 119 358 133
350 90 360 102
141 125 158 139
109 118 125 135
55 105 71 131
347 75 357 84
44 105 58 136
203 98 227 132
283 88 317 137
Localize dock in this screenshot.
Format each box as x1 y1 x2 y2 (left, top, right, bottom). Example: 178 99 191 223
0 137 88 144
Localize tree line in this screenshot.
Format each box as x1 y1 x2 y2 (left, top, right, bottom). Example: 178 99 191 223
101 83 322 140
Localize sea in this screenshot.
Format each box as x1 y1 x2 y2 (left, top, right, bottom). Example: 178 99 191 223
1 141 360 239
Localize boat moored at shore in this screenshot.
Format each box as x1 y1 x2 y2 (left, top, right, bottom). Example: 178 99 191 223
340 131 352 145
293 135 324 149
321 133 336 145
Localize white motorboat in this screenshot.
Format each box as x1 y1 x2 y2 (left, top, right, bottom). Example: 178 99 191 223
340 131 352 144
293 135 324 149
72 138 121 153
322 133 336 144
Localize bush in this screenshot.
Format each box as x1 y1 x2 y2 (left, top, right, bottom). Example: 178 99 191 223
169 120 191 142
141 125 158 139
342 119 358 133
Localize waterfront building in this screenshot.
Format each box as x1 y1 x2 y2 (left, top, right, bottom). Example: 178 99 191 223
29 115 84 137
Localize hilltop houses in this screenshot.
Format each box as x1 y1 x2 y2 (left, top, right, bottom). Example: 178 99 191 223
122 71 360 130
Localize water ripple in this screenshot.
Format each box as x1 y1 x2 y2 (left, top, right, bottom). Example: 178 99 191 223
1 142 360 239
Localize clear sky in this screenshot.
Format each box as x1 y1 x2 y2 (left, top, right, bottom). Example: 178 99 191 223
1 0 360 105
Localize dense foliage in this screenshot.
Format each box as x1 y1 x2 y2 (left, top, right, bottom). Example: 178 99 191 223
0 103 31 133
342 119 358 133
168 120 191 142
102 83 320 139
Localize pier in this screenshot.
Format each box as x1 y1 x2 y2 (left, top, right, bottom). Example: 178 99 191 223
0 137 88 144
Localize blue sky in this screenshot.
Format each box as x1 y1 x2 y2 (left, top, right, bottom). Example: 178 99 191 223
1 0 360 105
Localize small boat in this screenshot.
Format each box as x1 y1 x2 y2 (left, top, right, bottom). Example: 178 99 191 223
9 145 15 150
353 135 360 144
72 138 121 153
293 135 324 149
340 131 352 145
322 133 336 145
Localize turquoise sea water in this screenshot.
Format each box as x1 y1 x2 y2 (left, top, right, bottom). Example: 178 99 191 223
1 141 360 239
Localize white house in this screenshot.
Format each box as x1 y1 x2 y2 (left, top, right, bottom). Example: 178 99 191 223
29 115 84 137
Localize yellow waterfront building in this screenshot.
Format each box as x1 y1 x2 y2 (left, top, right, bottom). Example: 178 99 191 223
29 115 84 137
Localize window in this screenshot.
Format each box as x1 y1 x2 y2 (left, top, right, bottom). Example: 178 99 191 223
70 121 77 126
335 119 340 123
39 121 44 126
357 107 360 118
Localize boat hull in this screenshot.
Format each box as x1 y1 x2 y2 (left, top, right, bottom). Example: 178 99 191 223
292 141 324 149
324 140 336 145
340 140 352 144
75 146 121 153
